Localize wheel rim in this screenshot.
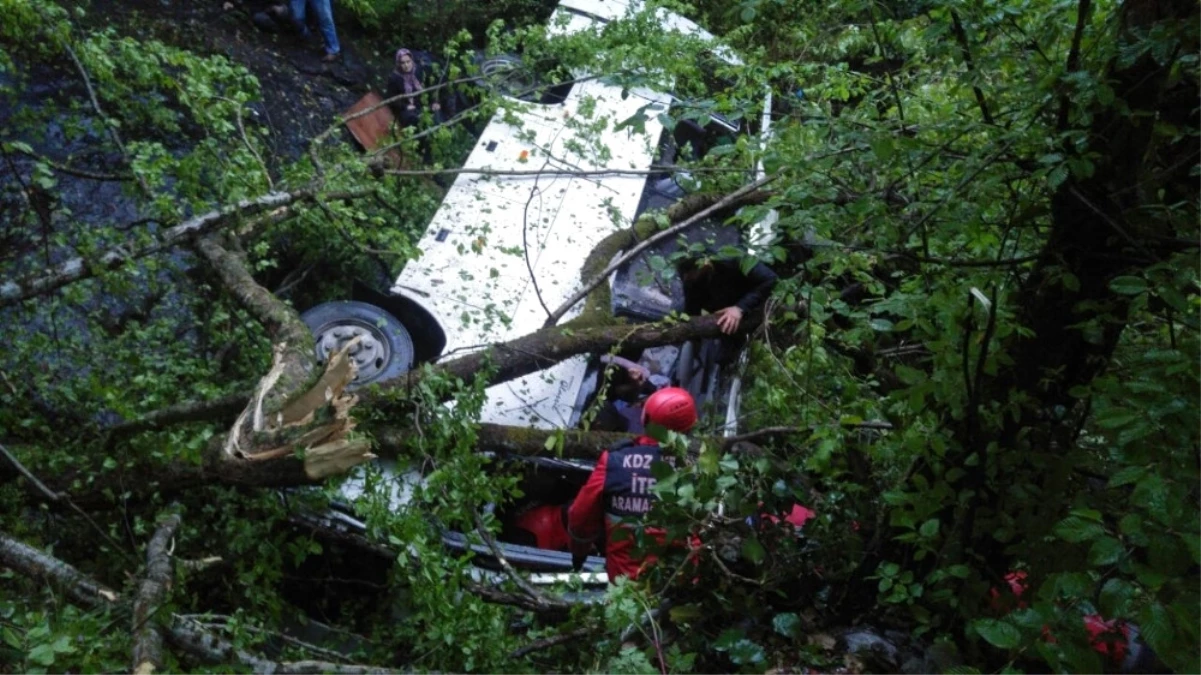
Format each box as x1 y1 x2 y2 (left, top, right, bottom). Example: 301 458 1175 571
312 319 391 385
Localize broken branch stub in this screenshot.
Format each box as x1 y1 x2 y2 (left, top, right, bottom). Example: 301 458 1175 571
223 338 375 480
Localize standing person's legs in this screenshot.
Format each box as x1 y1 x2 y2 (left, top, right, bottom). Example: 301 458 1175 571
309 0 341 56
288 0 309 36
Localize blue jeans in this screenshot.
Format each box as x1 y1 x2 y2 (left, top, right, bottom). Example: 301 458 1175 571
290 0 340 55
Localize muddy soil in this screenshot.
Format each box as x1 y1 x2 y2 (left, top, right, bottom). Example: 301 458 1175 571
87 0 401 162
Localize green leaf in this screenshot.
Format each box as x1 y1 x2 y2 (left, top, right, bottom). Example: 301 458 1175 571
1108 465 1147 487
669 604 703 623
1087 536 1123 566
741 536 766 565
729 639 765 665
972 618 1022 649
919 518 940 537
28 643 56 666
895 365 927 385
1095 409 1139 429
1138 602 1172 655
1109 276 1147 295
1047 164 1068 189
1098 578 1136 617
1 627 20 650
947 564 971 578
1053 516 1105 543
1182 532 1201 564
772 612 801 638
869 137 894 163
714 628 743 651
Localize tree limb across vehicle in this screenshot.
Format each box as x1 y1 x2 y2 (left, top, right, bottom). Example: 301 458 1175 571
381 311 752 399
541 173 777 327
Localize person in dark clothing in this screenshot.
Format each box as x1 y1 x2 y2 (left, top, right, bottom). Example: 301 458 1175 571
591 353 671 433
251 4 292 33
567 387 698 582
386 49 451 129
248 1 339 62
679 254 779 334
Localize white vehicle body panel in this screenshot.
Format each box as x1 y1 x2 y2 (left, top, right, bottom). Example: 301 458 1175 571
391 0 742 428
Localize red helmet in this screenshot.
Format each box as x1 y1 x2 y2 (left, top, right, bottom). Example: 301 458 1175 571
641 387 698 432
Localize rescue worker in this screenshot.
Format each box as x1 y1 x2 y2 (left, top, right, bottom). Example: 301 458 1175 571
679 254 778 335
567 387 698 582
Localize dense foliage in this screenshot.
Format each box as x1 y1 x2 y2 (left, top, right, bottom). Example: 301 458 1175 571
0 0 1196 672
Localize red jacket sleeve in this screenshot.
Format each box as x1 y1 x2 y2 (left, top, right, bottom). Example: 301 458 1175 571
567 451 607 558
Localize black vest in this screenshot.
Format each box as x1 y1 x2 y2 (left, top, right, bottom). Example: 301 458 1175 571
603 439 667 519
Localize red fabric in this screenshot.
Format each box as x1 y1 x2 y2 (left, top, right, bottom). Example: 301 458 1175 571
567 451 608 562
512 503 570 551
988 571 1132 664
567 437 665 582
988 570 1029 611
760 503 816 529
1083 614 1131 663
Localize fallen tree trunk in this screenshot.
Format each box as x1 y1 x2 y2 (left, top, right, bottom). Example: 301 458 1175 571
0 530 408 674
195 234 375 481
0 532 120 606
47 311 753 507
1 190 297 308
380 311 751 399
132 507 183 675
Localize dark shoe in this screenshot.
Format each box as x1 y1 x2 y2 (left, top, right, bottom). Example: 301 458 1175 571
321 52 340 63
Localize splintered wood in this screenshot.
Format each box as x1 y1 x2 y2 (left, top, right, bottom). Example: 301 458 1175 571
225 339 375 479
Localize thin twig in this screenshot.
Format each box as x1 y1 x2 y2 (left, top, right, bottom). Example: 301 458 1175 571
384 164 749 179
473 512 572 611
63 43 151 197
543 173 777 327
949 11 995 125
218 96 274 190
0 442 59 502
508 627 593 659
0 443 137 562
709 545 764 586
1058 0 1093 131
523 157 554 318
7 146 133 181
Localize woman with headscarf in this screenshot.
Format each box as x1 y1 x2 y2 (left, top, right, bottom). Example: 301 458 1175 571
386 49 447 129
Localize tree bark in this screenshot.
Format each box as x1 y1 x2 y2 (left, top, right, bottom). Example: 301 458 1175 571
380 311 749 399
0 531 120 606
132 508 183 675
195 234 375 480
0 530 408 674
40 310 754 509
0 190 307 308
